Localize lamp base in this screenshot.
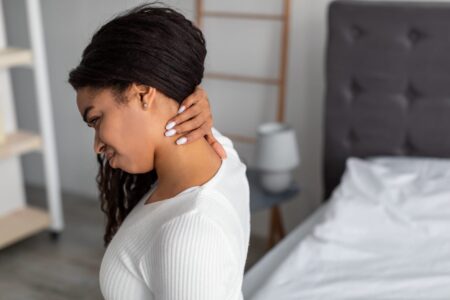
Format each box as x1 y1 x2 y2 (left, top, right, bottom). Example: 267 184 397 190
259 171 292 194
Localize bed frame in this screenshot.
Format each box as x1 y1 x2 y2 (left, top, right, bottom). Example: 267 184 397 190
323 0 450 200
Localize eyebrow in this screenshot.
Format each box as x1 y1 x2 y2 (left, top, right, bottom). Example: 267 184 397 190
83 106 94 123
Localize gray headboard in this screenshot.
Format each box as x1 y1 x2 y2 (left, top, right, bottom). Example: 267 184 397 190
323 0 450 200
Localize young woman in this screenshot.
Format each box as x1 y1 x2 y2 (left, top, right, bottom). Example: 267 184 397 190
68 2 250 300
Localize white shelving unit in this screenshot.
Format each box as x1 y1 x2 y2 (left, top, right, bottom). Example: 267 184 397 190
0 0 63 249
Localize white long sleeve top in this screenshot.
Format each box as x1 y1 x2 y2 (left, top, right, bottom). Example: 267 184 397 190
99 127 251 300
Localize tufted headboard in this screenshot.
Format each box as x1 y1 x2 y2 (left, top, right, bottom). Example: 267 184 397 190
323 0 450 200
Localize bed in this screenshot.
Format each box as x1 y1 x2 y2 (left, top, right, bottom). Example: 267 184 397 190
242 1 450 298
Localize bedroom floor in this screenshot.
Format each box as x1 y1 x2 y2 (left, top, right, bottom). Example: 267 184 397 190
0 185 268 300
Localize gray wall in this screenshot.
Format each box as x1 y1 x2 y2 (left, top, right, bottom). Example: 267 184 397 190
4 0 326 238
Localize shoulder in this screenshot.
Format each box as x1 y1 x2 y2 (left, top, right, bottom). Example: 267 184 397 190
140 210 239 298
136 186 247 265
152 191 246 264
149 208 234 257
144 203 244 269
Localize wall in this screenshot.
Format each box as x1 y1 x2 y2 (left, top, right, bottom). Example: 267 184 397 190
3 0 332 238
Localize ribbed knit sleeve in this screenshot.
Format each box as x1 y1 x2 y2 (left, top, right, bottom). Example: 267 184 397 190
139 210 238 300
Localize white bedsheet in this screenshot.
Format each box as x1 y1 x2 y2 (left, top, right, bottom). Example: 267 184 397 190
244 157 450 299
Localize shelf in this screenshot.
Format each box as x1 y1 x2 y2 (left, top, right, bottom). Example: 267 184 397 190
0 47 33 69
0 0 64 249
0 205 51 249
0 130 42 160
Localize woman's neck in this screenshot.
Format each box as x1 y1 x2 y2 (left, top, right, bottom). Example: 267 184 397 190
150 135 222 203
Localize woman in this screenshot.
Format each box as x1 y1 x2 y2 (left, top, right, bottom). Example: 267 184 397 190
68 2 250 300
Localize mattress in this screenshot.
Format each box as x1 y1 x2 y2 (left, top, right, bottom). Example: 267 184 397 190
243 157 450 299
243 202 329 299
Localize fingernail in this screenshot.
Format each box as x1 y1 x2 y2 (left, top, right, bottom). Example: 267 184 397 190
166 121 176 130
177 106 186 114
176 137 187 145
165 129 176 137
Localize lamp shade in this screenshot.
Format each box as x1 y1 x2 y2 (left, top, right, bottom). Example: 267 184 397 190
255 122 300 172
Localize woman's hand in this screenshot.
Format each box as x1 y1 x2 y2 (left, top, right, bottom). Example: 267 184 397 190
164 86 227 159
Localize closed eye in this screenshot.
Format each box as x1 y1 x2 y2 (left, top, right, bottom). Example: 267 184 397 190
87 117 99 128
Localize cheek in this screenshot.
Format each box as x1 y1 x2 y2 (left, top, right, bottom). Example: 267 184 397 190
123 114 151 151
98 116 122 151
113 112 159 173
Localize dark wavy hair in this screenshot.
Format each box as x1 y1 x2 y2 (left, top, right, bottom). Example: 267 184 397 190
68 2 206 247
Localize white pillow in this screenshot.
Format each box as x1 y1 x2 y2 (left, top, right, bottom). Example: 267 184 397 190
331 156 450 202
368 155 450 180
317 156 450 250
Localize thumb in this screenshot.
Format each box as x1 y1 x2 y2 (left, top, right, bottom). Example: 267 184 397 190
205 133 227 159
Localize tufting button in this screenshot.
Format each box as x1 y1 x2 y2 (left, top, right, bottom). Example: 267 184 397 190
342 138 351 150
404 82 420 103
403 136 415 155
350 25 365 41
396 95 410 110
394 148 405 156
350 78 363 99
348 128 358 144
407 28 425 45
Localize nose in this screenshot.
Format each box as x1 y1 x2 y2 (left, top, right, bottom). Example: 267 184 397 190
93 131 105 155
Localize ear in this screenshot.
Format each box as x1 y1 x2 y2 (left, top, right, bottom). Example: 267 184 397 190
132 83 156 109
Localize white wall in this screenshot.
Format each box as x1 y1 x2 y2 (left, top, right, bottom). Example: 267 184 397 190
3 0 335 238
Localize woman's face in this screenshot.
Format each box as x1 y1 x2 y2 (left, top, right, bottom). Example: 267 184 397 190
76 84 166 174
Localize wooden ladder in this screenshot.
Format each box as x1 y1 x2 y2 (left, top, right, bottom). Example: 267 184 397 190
195 0 292 249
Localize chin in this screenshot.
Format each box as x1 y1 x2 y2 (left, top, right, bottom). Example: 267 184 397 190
108 156 117 169
133 165 154 174
121 164 152 175
113 155 154 174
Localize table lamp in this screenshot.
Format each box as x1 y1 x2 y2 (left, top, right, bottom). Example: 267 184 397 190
255 122 300 193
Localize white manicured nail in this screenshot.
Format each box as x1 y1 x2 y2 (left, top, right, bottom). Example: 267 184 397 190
177 106 186 114
176 137 187 145
165 121 176 130
165 129 176 137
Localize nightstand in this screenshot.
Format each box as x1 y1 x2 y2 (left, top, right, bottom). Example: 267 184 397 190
246 167 300 250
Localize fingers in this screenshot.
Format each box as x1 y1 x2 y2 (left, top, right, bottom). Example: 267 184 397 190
174 112 212 135
164 85 217 148
178 85 207 113
166 100 212 129
165 84 213 136
173 121 208 145
179 125 227 160
166 91 209 128
167 104 203 132
205 133 227 159
212 143 227 160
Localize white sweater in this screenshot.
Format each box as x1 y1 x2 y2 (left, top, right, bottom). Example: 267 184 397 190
99 127 250 300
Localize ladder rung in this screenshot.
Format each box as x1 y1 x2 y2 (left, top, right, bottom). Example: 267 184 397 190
0 47 33 69
205 72 280 85
203 11 283 21
224 132 257 144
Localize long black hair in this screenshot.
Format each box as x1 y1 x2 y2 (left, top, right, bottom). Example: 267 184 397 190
68 1 206 247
